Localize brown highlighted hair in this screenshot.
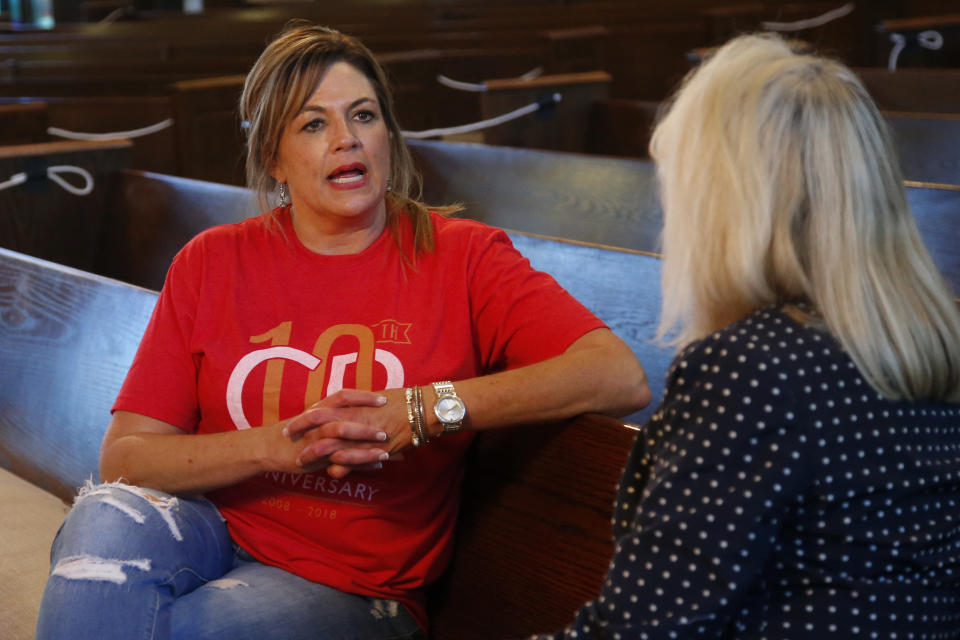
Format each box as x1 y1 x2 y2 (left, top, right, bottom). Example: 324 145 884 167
239 21 459 254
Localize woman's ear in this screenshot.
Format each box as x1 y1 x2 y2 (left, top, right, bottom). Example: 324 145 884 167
269 161 286 185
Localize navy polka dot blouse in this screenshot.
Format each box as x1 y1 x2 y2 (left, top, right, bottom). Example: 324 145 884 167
534 305 960 639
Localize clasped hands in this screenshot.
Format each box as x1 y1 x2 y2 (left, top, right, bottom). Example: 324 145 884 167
277 388 411 478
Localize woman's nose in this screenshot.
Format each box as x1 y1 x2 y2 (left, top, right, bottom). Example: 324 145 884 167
331 118 360 152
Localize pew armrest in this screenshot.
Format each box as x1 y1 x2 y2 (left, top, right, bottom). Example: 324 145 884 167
430 413 639 640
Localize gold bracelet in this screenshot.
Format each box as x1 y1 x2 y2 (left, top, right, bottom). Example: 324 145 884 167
404 387 422 447
413 385 429 446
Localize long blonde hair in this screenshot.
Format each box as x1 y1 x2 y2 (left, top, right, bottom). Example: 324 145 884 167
239 21 460 254
650 33 960 403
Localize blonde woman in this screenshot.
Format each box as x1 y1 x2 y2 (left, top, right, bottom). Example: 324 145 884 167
534 34 960 639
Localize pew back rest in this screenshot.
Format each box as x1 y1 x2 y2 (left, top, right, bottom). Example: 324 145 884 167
409 138 663 254
96 169 259 290
886 112 960 186
411 140 960 299
905 181 960 296
0 248 158 502
507 231 669 424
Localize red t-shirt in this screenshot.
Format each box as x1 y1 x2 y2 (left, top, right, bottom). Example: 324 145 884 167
114 208 604 628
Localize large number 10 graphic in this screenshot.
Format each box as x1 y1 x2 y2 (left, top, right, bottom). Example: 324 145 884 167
226 321 405 430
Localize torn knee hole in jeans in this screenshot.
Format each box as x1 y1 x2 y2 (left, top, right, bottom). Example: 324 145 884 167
51 555 151 585
77 481 184 541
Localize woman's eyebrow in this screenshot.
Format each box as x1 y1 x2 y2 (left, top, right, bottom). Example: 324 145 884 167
298 97 375 115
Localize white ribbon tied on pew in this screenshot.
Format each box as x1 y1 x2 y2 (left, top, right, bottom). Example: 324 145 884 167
761 2 855 32
436 66 544 92
0 165 94 196
888 30 944 71
400 93 562 140
46 118 174 142
401 67 554 139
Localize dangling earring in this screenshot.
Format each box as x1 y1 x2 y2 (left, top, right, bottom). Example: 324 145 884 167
276 182 290 208
385 178 392 193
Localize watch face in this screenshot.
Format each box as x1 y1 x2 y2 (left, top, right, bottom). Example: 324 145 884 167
436 396 466 422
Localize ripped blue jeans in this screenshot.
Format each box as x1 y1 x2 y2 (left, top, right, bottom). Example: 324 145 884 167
35 483 424 640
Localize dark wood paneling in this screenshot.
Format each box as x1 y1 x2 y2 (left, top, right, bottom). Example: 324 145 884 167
479 70 611 152
592 97 660 157
0 139 132 271
170 75 247 186
44 96 178 175
0 101 48 144
857 68 960 113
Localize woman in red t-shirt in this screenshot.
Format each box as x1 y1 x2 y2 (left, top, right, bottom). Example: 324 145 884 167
35 21 650 640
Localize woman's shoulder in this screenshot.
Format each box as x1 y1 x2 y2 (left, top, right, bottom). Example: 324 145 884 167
175 211 278 259
669 305 841 382
427 212 516 260
430 211 506 239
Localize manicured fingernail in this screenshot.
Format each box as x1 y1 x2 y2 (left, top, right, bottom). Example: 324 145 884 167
282 427 289 438
377 395 387 405
378 452 389 461
376 431 388 441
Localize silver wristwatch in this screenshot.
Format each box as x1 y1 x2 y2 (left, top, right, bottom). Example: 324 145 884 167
432 381 466 433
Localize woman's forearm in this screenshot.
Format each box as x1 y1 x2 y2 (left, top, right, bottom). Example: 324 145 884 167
425 328 651 436
99 417 279 495
108 330 651 490
100 393 391 495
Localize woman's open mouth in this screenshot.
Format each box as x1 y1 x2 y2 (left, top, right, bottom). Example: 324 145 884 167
327 163 368 188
